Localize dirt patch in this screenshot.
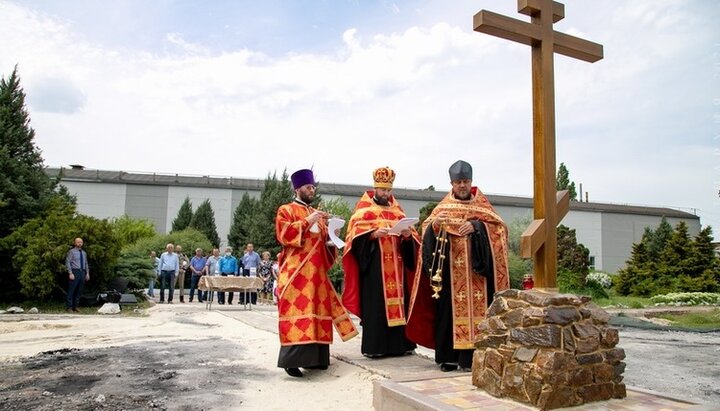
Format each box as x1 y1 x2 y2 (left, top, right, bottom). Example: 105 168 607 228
0 339 266 411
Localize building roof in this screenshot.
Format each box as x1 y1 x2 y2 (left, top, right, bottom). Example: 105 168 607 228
46 167 699 220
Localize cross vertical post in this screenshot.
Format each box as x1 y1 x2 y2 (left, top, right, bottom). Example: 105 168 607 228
473 0 603 289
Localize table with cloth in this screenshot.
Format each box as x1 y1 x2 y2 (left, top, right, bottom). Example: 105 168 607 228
198 276 265 310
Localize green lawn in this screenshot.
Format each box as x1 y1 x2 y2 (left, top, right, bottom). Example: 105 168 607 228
655 308 720 330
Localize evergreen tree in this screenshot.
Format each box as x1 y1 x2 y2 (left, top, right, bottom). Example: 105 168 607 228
171 197 193 232
645 217 673 260
189 199 220 247
0 66 54 238
556 224 589 278
556 162 578 201
253 170 294 253
418 202 438 233
228 192 259 252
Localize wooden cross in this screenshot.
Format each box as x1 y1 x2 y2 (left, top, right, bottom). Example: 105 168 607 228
473 0 603 289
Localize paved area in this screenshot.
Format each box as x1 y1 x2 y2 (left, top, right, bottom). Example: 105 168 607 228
199 301 717 410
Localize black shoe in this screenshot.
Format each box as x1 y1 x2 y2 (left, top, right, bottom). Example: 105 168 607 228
363 353 385 359
228 301 233 305
284 368 303 377
189 298 193 302
440 363 458 372
303 365 328 370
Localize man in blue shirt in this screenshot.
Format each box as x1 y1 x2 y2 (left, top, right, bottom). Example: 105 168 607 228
218 247 239 304
240 243 261 305
158 243 179 304
188 248 207 303
65 237 89 312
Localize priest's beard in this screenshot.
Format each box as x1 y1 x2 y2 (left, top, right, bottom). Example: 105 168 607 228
374 196 390 206
299 191 315 204
453 191 472 201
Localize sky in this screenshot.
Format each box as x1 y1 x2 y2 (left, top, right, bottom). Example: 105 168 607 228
1 0 719 230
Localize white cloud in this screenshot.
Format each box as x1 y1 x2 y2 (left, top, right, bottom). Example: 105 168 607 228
0 0 718 230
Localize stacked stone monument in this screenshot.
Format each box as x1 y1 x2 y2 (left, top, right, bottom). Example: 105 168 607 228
472 289 626 410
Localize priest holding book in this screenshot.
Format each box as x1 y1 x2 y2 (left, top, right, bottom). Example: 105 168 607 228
343 166 420 358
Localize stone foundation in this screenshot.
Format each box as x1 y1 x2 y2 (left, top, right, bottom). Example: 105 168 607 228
471 289 626 410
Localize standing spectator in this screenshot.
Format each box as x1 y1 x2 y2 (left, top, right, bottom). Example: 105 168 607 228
272 253 280 305
175 245 190 303
274 168 358 377
188 248 207 303
241 243 261 304
65 237 89 313
205 248 221 303
158 243 179 304
218 247 239 304
257 251 274 304
148 250 160 298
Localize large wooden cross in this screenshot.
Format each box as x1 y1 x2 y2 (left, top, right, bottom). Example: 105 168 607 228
473 0 603 289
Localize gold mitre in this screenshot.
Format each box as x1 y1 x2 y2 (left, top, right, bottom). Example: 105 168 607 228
373 166 395 189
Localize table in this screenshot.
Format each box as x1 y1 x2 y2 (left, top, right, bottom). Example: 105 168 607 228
198 276 265 310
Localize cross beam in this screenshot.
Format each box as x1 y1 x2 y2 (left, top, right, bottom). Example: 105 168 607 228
473 0 602 289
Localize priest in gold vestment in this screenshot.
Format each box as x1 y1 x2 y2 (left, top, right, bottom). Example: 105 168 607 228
407 160 510 371
342 166 419 358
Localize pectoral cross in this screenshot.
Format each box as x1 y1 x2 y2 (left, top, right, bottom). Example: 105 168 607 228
474 0 603 289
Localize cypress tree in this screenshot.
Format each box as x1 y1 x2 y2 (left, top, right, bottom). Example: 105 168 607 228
0 66 53 238
556 162 578 201
228 192 259 252
171 197 193 232
189 199 220 247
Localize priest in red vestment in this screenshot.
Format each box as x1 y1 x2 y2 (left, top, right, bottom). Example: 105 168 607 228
342 166 420 358
406 160 510 371
275 168 358 378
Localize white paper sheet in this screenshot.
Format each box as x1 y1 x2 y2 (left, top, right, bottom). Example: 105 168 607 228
388 217 419 235
328 217 346 248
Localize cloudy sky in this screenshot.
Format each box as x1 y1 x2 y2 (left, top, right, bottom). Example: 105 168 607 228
1 0 718 230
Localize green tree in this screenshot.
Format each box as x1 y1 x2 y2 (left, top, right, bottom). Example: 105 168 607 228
228 192 260 252
0 66 54 239
172 197 193 232
124 228 212 258
507 216 533 289
644 217 673 260
2 195 121 299
557 224 590 277
113 249 155 291
189 199 221 247
111 215 156 247
556 162 578 201
418 201 438 233
321 197 354 291
253 170 295 253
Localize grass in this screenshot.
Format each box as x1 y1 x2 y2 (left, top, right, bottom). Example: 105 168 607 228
654 308 720 330
576 289 652 309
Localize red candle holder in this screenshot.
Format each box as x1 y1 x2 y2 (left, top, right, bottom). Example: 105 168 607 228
522 274 534 290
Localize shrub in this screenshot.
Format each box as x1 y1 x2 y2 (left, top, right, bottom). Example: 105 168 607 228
650 292 720 306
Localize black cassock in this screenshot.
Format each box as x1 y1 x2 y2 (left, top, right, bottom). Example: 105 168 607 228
422 221 494 369
351 233 417 357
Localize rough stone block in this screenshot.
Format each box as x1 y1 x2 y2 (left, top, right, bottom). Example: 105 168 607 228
578 383 614 403
603 348 626 364
572 321 600 339
501 308 524 328
488 316 507 332
576 352 603 365
487 297 509 317
545 306 581 325
480 368 503 397
569 366 593 386
496 289 520 299
537 386 580 410
507 299 530 309
485 349 505 376
510 325 561 348
587 304 610 324
536 350 573 372
613 382 627 399
522 307 546 327
562 327 576 353
501 363 528 402
592 363 613 382
513 346 538 362
575 336 600 353
601 327 619 347
475 334 507 349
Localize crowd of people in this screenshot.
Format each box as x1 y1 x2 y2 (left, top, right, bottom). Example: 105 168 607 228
66 160 509 380
147 242 279 305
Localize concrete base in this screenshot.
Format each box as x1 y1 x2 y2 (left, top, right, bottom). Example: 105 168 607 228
374 374 711 411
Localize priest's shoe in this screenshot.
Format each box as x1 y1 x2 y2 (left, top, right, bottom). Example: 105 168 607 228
284 368 303 377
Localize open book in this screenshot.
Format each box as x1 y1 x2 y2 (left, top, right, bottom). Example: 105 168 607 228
388 217 419 235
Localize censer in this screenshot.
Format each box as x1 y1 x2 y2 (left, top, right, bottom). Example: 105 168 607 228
428 222 449 299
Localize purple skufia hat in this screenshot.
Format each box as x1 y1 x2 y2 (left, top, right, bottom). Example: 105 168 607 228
290 169 315 189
